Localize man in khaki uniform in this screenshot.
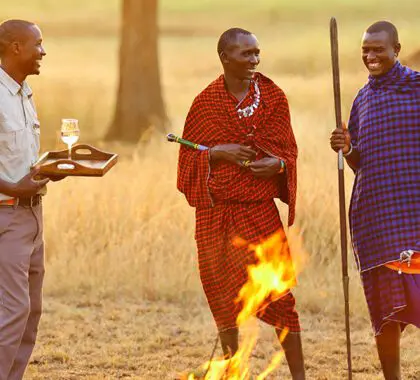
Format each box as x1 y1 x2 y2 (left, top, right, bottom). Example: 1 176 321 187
0 19 51 380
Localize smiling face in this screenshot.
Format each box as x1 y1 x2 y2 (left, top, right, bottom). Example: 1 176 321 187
362 30 400 76
16 24 46 76
221 33 260 80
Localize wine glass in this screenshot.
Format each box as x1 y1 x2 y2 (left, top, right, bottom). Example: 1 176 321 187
61 119 80 160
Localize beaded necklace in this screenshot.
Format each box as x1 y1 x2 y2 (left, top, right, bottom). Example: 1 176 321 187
236 80 260 119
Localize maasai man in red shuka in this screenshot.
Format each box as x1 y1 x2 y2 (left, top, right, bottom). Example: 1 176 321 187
331 21 420 380
177 28 305 379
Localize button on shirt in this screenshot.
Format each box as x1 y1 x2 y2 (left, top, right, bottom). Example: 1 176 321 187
0 67 41 201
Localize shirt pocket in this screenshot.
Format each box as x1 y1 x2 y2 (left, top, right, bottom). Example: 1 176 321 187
0 115 26 154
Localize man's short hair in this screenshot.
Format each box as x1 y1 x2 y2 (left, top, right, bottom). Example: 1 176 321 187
0 19 35 58
366 21 399 46
217 27 252 55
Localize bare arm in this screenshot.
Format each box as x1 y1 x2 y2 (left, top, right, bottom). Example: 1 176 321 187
0 168 49 198
344 147 360 171
0 178 18 197
248 157 283 178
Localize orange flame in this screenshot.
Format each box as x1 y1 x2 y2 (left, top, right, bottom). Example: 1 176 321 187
181 228 305 379
233 229 297 326
185 326 257 380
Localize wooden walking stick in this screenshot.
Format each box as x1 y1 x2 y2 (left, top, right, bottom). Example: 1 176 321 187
330 17 353 379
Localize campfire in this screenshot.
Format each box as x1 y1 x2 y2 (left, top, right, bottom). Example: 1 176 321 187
181 228 305 379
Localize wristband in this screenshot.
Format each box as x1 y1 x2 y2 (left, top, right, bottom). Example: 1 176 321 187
343 143 353 157
278 160 285 174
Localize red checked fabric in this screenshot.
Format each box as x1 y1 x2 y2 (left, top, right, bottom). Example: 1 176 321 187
177 73 300 332
177 72 297 226
195 203 300 332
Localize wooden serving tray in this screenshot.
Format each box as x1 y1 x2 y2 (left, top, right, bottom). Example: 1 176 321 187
34 144 118 177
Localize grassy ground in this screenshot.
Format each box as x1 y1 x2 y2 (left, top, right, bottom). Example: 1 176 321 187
24 297 420 379
1 0 420 378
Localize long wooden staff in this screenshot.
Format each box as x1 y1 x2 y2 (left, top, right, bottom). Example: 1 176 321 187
330 17 353 379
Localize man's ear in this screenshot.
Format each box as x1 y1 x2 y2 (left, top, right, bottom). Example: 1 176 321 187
219 51 229 64
394 43 401 57
11 41 21 56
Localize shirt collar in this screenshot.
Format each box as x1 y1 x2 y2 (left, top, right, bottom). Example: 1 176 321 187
0 67 33 97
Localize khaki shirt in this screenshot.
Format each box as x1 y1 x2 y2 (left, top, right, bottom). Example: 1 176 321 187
0 67 42 200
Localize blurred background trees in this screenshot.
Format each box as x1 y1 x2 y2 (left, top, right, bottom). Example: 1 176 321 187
403 49 420 69
105 0 166 142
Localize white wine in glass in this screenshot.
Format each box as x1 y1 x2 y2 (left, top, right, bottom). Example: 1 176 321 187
61 118 80 160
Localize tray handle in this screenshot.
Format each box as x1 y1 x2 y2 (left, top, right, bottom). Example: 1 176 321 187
72 144 110 160
44 159 87 173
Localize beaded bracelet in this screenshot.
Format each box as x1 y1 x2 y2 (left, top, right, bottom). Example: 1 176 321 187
278 160 285 174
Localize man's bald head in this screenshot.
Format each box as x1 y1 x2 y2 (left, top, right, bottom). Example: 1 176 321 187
362 21 401 76
366 21 399 46
0 19 45 81
0 19 36 59
216 27 260 81
217 27 253 56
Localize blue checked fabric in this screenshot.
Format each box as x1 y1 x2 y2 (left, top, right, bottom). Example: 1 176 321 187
348 61 420 272
361 266 420 335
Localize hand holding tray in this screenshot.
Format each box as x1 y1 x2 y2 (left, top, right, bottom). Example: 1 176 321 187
34 144 118 177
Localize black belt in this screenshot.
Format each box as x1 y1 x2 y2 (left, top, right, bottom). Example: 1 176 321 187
16 195 42 207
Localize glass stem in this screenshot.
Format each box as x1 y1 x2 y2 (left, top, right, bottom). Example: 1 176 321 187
68 144 72 160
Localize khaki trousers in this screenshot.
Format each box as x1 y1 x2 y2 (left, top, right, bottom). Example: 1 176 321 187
0 204 44 380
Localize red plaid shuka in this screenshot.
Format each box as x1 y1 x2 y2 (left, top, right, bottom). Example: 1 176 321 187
177 73 300 332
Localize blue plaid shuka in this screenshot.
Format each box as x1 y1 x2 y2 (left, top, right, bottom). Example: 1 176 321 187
361 265 420 335
348 61 420 272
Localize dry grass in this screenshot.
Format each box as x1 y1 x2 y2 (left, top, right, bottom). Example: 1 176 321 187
1 0 420 378
24 298 420 379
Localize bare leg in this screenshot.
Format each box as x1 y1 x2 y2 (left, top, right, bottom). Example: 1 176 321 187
219 328 239 358
277 329 305 380
375 322 401 380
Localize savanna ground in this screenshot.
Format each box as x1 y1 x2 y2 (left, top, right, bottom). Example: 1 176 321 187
2 0 420 378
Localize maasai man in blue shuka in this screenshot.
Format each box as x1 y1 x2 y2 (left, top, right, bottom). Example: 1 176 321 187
330 21 420 379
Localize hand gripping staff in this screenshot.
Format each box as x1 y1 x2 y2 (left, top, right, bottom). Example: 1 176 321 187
330 17 353 379
166 133 251 167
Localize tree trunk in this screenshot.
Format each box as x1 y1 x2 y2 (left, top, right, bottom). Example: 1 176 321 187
106 0 166 142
